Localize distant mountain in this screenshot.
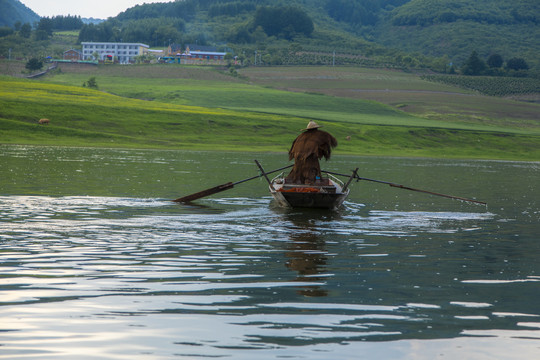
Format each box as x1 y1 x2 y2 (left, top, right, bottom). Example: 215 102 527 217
8 0 534 72
0 0 40 27
100 0 538 71
82 18 104 25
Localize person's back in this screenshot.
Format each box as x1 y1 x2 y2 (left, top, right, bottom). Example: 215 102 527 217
286 121 337 184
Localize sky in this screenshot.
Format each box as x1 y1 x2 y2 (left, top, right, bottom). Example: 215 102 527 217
19 0 175 19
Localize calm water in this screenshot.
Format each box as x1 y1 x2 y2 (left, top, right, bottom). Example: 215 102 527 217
1 145 539 359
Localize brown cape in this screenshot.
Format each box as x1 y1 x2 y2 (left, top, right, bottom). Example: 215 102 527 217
286 129 338 184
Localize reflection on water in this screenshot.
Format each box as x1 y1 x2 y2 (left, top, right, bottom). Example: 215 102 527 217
1 146 539 359
283 212 332 297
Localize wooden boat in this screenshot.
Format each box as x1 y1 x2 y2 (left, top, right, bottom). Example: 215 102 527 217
269 174 351 209
174 160 486 207
251 160 357 210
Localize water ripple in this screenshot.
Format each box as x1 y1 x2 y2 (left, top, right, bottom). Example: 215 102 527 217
0 195 538 359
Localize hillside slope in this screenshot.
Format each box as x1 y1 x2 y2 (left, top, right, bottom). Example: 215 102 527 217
3 0 538 72
101 0 540 71
0 0 40 27
374 0 540 70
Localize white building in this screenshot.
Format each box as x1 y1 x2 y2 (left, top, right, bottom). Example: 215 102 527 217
81 42 149 64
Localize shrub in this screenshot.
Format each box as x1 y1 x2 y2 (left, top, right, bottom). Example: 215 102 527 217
83 77 98 89
506 57 529 71
25 58 43 72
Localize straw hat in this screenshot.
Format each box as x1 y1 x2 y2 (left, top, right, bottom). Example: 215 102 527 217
302 121 322 131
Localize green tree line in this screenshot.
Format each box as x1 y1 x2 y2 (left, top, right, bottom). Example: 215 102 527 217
78 18 185 46
79 4 314 45
461 51 530 76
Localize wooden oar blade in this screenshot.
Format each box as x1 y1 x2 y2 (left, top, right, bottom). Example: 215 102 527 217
172 162 293 204
173 182 234 203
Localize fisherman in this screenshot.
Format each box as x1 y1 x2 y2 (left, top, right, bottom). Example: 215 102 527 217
286 121 338 184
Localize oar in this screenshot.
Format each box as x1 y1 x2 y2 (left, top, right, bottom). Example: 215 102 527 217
173 163 293 203
323 170 486 205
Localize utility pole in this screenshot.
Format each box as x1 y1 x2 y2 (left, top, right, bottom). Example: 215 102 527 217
7 48 11 74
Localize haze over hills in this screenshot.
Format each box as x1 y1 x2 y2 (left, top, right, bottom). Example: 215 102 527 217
1 0 538 71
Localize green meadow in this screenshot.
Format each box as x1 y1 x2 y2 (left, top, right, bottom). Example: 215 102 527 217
1 63 539 160
239 67 540 132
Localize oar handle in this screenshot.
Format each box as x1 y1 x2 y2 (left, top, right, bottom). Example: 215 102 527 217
388 183 486 205
173 182 234 203
322 170 486 205
234 163 293 186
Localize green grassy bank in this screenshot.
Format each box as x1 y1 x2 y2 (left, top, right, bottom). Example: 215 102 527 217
1 64 539 160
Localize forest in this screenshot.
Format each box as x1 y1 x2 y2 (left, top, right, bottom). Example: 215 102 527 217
0 0 538 75
390 0 539 26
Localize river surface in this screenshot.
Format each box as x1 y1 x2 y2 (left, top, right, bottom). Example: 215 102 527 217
1 145 539 359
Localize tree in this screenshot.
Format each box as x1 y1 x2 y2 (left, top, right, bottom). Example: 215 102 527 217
506 57 529 71
325 0 380 26
224 52 234 66
20 23 32 38
461 51 486 75
134 53 156 64
83 77 98 89
50 15 83 31
34 30 49 41
152 25 182 47
226 24 252 44
0 27 14 37
487 54 503 68
252 26 267 44
25 58 43 72
37 17 54 37
78 22 118 43
253 6 314 40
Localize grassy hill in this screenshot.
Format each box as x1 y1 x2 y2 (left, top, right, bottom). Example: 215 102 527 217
0 73 298 151
1 64 538 160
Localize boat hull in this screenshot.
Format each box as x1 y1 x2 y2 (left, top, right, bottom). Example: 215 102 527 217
269 179 349 209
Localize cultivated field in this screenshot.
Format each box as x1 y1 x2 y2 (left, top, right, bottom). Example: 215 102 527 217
240 67 540 132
